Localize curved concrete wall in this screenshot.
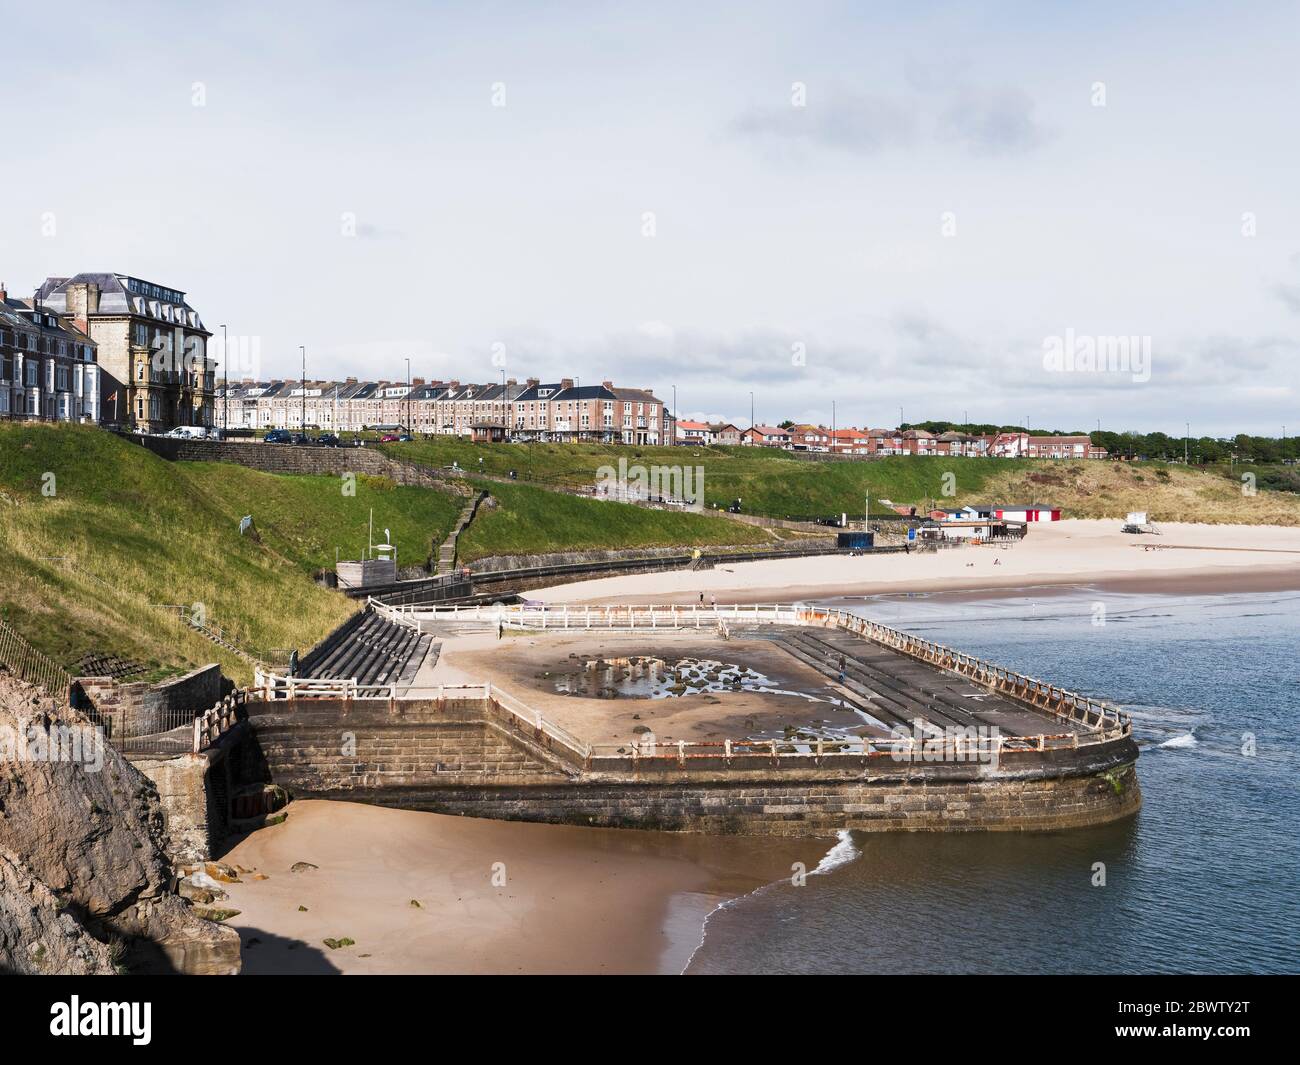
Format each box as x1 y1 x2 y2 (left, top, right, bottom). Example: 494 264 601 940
244 698 1140 836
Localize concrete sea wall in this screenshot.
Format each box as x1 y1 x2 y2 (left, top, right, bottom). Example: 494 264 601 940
244 697 1141 835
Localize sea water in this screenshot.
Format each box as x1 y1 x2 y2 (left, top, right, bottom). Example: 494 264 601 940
686 587 1300 974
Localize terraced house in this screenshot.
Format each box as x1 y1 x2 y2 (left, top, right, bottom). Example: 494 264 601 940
0 283 99 423
36 273 214 432
215 375 665 443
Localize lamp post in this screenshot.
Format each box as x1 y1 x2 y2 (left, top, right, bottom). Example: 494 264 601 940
405 357 410 433
220 324 228 431
299 346 306 434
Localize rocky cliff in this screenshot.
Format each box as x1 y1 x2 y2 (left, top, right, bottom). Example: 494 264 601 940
0 670 240 974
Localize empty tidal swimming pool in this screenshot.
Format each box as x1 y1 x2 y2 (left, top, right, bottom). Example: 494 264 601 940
437 631 872 747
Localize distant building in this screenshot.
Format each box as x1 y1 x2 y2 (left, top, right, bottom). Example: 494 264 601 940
0 283 99 423
675 419 712 445
994 503 1060 522
830 428 871 455
219 374 662 443
789 425 830 451
743 425 791 448
901 428 937 455
708 422 742 446
37 273 214 432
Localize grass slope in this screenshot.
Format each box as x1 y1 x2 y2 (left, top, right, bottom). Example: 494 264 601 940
0 425 458 683
384 439 1300 524
457 478 769 562
978 460 1300 524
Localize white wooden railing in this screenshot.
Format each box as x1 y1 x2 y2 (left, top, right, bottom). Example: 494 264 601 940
373 599 808 630
253 669 393 701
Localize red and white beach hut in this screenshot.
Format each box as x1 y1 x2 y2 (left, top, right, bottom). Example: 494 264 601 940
994 504 1060 522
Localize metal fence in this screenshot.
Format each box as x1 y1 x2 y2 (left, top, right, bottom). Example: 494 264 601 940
0 619 72 701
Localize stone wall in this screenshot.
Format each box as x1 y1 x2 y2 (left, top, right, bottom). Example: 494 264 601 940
246 699 568 794
244 697 1141 836
74 663 230 737
131 748 226 864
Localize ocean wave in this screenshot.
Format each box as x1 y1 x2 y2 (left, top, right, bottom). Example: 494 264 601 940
1155 732 1199 750
681 831 861 973
811 829 860 875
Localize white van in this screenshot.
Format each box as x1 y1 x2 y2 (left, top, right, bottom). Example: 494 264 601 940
164 425 209 439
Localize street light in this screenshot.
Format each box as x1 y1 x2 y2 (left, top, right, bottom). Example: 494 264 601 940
220 324 228 432
405 357 410 433
299 345 306 434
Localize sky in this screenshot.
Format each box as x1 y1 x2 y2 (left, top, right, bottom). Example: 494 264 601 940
1 0 1297 436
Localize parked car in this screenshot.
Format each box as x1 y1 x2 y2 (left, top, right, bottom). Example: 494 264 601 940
291 433 311 446
380 433 399 442
315 433 340 447
264 429 292 443
163 425 208 439
397 434 414 442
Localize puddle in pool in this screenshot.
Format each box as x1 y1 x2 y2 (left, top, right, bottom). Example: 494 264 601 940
549 656 821 700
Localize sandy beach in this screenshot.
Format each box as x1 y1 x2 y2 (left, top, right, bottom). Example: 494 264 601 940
219 799 818 975
533 520 1300 604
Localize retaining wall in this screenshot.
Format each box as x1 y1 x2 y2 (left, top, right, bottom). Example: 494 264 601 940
74 663 229 737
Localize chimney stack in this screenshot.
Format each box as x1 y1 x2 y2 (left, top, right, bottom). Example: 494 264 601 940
0 281 7 302
561 377 574 390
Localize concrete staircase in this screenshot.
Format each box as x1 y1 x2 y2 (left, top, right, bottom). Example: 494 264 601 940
436 490 488 575
302 611 434 690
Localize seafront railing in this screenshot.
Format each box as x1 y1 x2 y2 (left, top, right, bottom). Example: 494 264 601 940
817 607 1129 735
370 599 805 630
254 670 394 701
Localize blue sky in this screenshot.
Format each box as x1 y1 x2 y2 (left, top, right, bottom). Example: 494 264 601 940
2 1 1297 434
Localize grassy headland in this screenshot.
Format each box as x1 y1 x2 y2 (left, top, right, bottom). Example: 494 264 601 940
383 438 1300 524
0 425 459 682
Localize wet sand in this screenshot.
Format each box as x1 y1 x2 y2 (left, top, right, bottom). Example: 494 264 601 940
531 520 1300 605
219 799 817 975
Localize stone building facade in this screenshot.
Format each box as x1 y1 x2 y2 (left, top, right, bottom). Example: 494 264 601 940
37 273 214 433
0 283 99 423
